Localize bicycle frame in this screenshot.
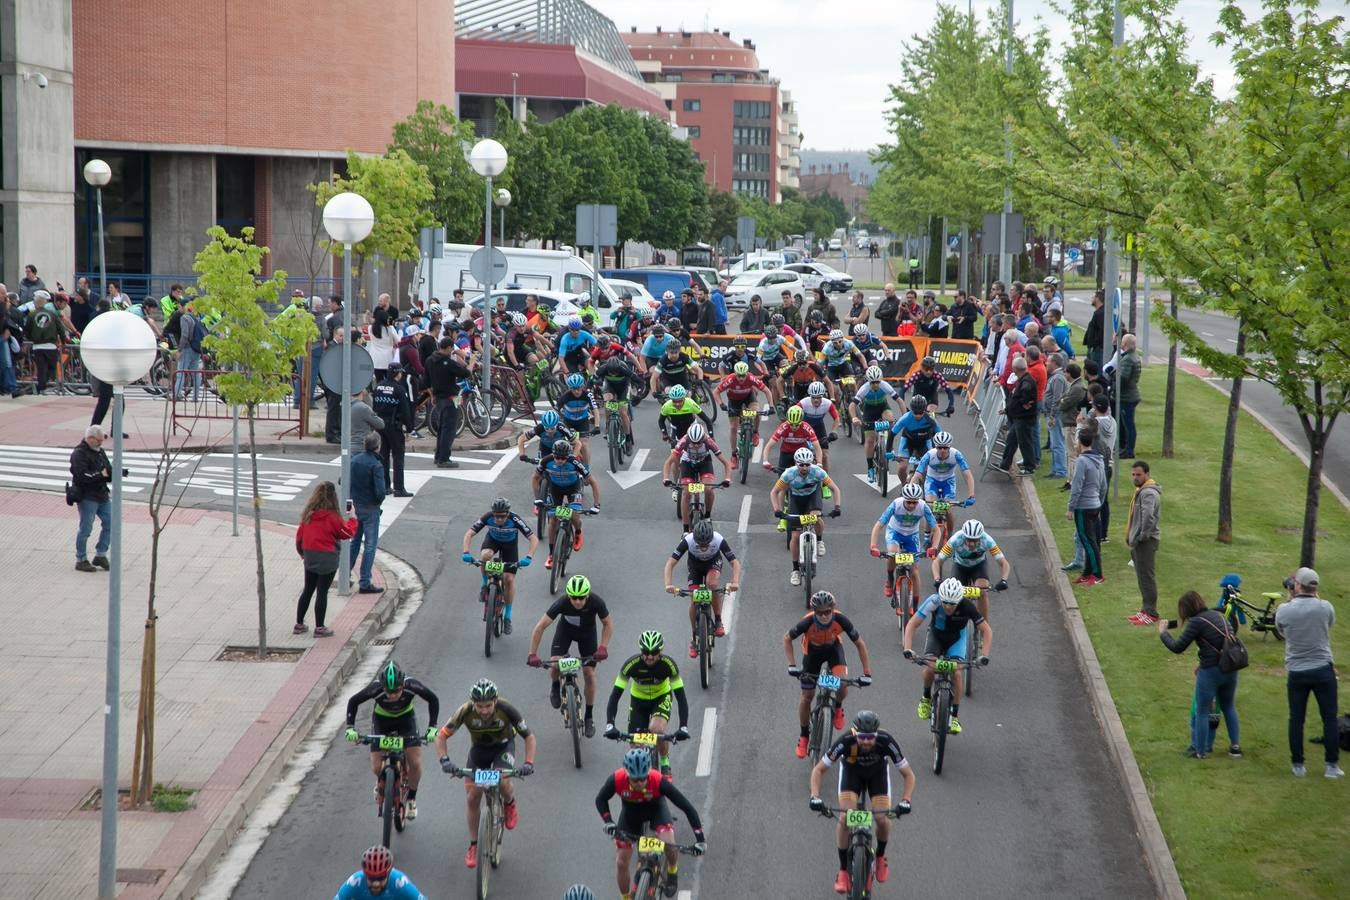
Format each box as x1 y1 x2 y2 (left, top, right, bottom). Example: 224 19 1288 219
814 804 906 900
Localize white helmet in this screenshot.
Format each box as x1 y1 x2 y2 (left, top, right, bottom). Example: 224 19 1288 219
939 577 964 604
662 290 676 300
852 324 869 337
865 366 884 381
961 519 985 540
829 329 844 341
429 303 443 316
807 381 826 397
510 312 527 327
686 423 707 443
901 483 923 500
932 431 954 448
793 447 815 466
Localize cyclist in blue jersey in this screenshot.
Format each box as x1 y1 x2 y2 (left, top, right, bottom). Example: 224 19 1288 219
640 323 676 371
534 440 601 569
517 410 576 461
820 329 866 405
869 483 938 603
930 519 1010 621
849 366 902 482
888 396 940 483
556 373 599 464
851 323 886 364
558 318 598 375
335 846 425 899
461 498 538 631
770 447 843 585
902 577 995 734
756 325 791 409
914 431 975 535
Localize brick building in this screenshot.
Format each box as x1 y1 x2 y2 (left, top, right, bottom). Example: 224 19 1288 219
799 162 873 224
623 28 801 203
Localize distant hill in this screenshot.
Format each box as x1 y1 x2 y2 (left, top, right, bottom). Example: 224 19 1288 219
799 150 881 184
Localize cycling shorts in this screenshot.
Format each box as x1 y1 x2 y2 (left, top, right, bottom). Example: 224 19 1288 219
727 396 754 418
659 371 690 388
563 348 590 369
626 694 674 732
481 535 519 564
838 763 892 802
369 712 419 751
806 417 830 444
861 405 888 426
788 488 824 517
678 458 715 482
602 378 630 401
925 478 957 501
687 555 723 583
826 362 854 380
562 414 593 434
466 739 516 772
550 624 599 667
544 485 584 508
953 560 987 586
924 627 968 661
615 800 675 849
885 531 922 556
800 643 847 691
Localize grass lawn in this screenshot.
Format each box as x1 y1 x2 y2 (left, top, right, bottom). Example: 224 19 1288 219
1026 366 1348 899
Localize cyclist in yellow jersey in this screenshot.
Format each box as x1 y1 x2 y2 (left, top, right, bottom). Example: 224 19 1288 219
603 630 691 778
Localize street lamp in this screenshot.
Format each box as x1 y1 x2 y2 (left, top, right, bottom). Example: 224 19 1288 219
322 192 375 595
494 187 512 247
468 138 508 397
79 310 157 899
83 159 112 306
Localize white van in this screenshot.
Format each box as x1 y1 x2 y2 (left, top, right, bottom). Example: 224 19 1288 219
414 244 621 311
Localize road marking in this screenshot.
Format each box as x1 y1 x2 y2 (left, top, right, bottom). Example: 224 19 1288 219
751 440 764 465
1224 338 1237 345
695 707 718 777
609 448 661 489
853 472 898 495
737 495 752 533
678 892 693 900
1201 331 1215 337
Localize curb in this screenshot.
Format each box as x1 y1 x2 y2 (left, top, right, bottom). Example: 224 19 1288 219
158 548 422 900
1014 476 1187 900
131 423 529 457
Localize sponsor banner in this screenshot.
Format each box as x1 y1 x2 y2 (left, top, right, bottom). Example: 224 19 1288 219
687 335 983 387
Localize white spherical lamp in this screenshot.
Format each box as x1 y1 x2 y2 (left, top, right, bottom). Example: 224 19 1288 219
80 311 158 385
322 192 375 244
469 139 509 177
83 159 112 187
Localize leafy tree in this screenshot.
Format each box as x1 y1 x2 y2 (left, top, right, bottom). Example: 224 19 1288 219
191 227 318 657
389 100 484 242
638 115 709 249
491 103 573 245
706 190 741 245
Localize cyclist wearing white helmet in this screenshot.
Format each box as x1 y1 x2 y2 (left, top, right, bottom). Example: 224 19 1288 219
504 311 545 370
820 328 865 405
914 430 975 535
849 365 902 482
662 422 732 529
797 381 840 470
870 482 939 609
770 446 842 583
902 576 994 735
930 518 1010 622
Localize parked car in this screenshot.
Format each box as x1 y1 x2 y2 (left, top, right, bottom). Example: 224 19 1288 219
828 238 843 251
784 262 854 294
466 288 585 321
722 269 807 311
599 267 697 300
602 278 658 307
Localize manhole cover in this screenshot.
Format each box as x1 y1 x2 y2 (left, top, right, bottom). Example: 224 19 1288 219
120 692 196 721
117 868 165 885
215 645 305 662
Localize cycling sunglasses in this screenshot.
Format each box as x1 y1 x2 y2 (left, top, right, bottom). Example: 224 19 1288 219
854 732 878 741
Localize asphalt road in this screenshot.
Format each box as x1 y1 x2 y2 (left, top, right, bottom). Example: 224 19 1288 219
217 384 1154 898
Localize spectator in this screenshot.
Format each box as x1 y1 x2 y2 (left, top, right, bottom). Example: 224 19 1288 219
679 288 700 335
1066 427 1106 585
70 424 113 573
323 295 344 347
710 279 729 334
907 255 920 289
372 363 414 498
695 287 715 335
997 357 1039 476
1043 353 1069 480
25 290 63 394
653 291 681 324
1084 289 1106 368
806 289 839 328
17 264 45 306
739 295 768 334
348 432 387 594
426 336 473 468
70 277 95 333
1024 345 1047 469
322 327 344 444
294 480 358 636
348 386 385 458
1117 333 1142 458
1275 568 1341 778
174 299 206 401
1126 461 1162 624
368 292 396 379
1087 394 1116 538
0 287 17 398
779 290 803 331
875 283 901 337
1046 308 1075 358
843 290 869 330
949 290 978 340
1158 590 1241 759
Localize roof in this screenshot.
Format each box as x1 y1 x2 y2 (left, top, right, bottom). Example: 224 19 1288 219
456 39 668 118
456 0 642 81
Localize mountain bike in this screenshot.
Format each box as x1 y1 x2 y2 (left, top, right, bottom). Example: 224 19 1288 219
871 421 890 494
910 655 984 775
529 655 598 769
733 405 763 484
792 669 868 764
812 803 908 900
469 555 518 659
674 479 727 532
541 502 598 594
355 732 427 849
675 586 719 689
605 729 685 779
604 398 632 473
838 373 858 440
690 376 718 423
779 511 823 605
613 828 702 900
445 765 525 899
890 552 920 629
961 585 983 697
1216 585 1284 641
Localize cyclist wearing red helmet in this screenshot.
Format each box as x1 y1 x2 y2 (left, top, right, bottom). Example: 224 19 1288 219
335 845 426 899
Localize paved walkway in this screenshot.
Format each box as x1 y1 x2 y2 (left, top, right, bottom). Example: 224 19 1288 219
0 486 401 899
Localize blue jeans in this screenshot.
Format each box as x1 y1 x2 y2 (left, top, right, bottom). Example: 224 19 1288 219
0 339 16 394
1119 400 1139 456
1047 416 1067 476
1191 666 1239 754
176 347 202 400
349 506 381 587
1287 664 1339 765
76 498 112 562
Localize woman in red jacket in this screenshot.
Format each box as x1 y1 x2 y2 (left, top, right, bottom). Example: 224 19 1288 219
295 481 358 637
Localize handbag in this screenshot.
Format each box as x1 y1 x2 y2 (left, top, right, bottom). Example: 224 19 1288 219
1201 613 1249 673
65 482 78 506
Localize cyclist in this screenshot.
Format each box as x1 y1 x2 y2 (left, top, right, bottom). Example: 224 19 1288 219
534 440 602 569
517 409 576 461
662 422 731 532
820 329 866 404
797 382 840 470
902 577 995 734
561 887 598 900
334 846 426 899
504 312 545 370
930 520 1010 621
595 352 638 448
656 384 711 447
718 334 766 378
914 431 976 535
901 355 957 416
807 711 914 893
556 372 599 464
782 349 827 406
650 339 701 398
755 324 792 409
772 312 810 354
785 590 873 757
664 519 742 655
770 447 842 583
851 323 886 365
849 366 902 483
763 405 824 479
712 361 772 463
596 747 707 900
435 679 536 869
460 498 538 633
888 396 940 483
640 322 676 373
344 661 440 822
604 630 692 778
526 574 613 738
558 317 597 375
869 483 938 607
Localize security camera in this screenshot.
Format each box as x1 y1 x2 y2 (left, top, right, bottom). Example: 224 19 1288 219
36 73 47 88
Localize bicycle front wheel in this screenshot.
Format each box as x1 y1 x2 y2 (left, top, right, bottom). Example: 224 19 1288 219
847 842 870 900
483 584 498 658
634 868 655 900
697 612 711 690
381 768 397 848
876 448 890 496
933 690 950 776
566 681 583 769
476 799 494 898
466 394 493 437
965 625 978 698
608 415 623 474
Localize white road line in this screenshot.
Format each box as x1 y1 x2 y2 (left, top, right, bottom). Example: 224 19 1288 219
751 440 764 465
678 892 693 900
1201 331 1215 337
737 495 752 533
1224 338 1237 345
695 707 718 777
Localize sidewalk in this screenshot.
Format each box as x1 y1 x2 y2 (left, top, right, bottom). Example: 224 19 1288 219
0 487 408 899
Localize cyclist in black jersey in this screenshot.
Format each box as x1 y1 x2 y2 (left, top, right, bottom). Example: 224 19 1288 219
900 356 957 416
718 336 767 377
663 519 741 655
526 574 613 736
345 660 441 822
596 354 637 446
650 341 699 396
460 498 538 632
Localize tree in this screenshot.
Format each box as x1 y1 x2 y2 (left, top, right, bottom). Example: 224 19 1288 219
389 100 485 242
192 227 317 656
706 190 740 246
492 103 574 245
1149 0 1348 566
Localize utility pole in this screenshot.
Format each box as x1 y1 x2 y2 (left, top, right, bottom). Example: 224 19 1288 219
998 0 1014 286
1105 0 1124 500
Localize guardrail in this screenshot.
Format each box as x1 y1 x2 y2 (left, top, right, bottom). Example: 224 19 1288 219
169 368 306 439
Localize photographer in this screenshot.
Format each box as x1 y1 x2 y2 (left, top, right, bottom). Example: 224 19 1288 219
1275 568 1341 778
69 425 113 573
1158 590 1240 759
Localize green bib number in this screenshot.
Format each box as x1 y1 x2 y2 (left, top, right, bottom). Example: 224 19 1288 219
379 735 405 751
558 657 582 674
845 809 874 829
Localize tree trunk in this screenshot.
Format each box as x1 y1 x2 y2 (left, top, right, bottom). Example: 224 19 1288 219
1127 251 1139 332
1162 290 1178 458
1298 379 1331 568
249 410 269 657
1216 322 1246 543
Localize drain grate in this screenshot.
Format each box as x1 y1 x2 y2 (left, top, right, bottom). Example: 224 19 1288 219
117 868 165 885
372 638 397 646
215 645 305 662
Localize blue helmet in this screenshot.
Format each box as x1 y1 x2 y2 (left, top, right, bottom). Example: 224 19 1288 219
562 887 597 900
566 373 586 390
539 410 559 429
623 748 652 779
567 317 582 330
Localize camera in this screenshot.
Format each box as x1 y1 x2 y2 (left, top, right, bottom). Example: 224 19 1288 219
1165 619 1179 630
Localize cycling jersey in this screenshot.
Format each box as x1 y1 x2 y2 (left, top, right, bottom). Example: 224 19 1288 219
822 339 858 367
916 448 970 483
824 730 908 770
719 350 760 374
936 533 1004 567
784 361 826 385
335 869 426 900
778 463 828 497
597 356 634 384
469 512 534 543
670 531 737 564
611 654 684 701
658 398 704 423
769 421 817 453
596 769 705 831
656 354 692 377
853 380 898 408
903 369 951 403
854 335 885 359
797 396 838 423
537 456 591 490
543 593 610 631
914 594 984 640
641 333 676 358
557 388 598 424
590 343 631 365
877 498 937 537
440 699 531 747
345 678 440 728
788 610 860 652
558 330 597 358
529 424 576 454
757 336 788 362
673 434 723 465
715 373 767 402
890 412 938 456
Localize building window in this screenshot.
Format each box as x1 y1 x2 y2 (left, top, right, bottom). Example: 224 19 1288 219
712 73 733 83
733 100 771 119
732 178 769 198
667 73 682 82
732 126 771 147
75 150 150 277
687 126 701 139
683 99 701 112
216 155 256 236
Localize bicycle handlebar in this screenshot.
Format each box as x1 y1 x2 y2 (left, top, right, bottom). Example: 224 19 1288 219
605 730 688 743
907 655 987 669
790 671 870 687
446 765 525 780
528 657 599 669
355 734 427 750
611 829 703 853
814 804 910 821
469 558 520 573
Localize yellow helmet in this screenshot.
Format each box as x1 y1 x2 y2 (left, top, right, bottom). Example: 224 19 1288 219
786 405 804 425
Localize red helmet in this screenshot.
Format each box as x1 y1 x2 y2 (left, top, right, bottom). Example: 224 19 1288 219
362 845 393 878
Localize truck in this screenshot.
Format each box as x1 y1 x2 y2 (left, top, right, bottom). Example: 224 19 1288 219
413 244 621 311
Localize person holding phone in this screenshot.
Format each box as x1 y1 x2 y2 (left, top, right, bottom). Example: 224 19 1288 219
1159 590 1240 759
294 481 358 636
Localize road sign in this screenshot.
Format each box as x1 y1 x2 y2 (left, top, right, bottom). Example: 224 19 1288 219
736 216 756 253
980 213 1024 254
469 245 508 287
419 226 445 259
1066 247 1082 264
1112 287 1122 335
575 204 617 247
318 343 374 396
719 235 735 256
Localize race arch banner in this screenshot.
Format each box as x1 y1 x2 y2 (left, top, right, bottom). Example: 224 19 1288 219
687 334 984 388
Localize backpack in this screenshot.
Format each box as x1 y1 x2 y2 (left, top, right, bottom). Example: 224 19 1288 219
188 315 207 353
1311 714 1350 751
1199 613 1249 673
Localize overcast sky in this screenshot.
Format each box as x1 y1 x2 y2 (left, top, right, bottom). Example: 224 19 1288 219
591 0 1336 152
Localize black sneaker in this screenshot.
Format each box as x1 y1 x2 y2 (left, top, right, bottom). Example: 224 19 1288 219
663 870 678 897
550 684 562 710
584 718 595 739
75 560 97 573
1229 745 1243 758
503 618 513 635
92 556 110 570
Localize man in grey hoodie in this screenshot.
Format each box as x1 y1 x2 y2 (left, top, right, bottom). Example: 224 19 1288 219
1066 428 1107 585
1126 461 1162 623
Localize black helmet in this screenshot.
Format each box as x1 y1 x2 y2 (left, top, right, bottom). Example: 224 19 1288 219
597 334 611 348
921 355 936 369
770 314 785 327
491 497 511 514
552 440 571 458
909 395 928 415
380 660 406 692
852 709 881 733
809 590 836 611
692 519 715 545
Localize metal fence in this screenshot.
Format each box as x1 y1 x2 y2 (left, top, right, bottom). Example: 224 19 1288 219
76 273 341 311
169 369 306 439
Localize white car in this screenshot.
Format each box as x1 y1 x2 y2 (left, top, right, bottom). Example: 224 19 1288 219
601 278 658 309
785 262 854 294
466 288 585 322
828 238 843 252
722 269 807 311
